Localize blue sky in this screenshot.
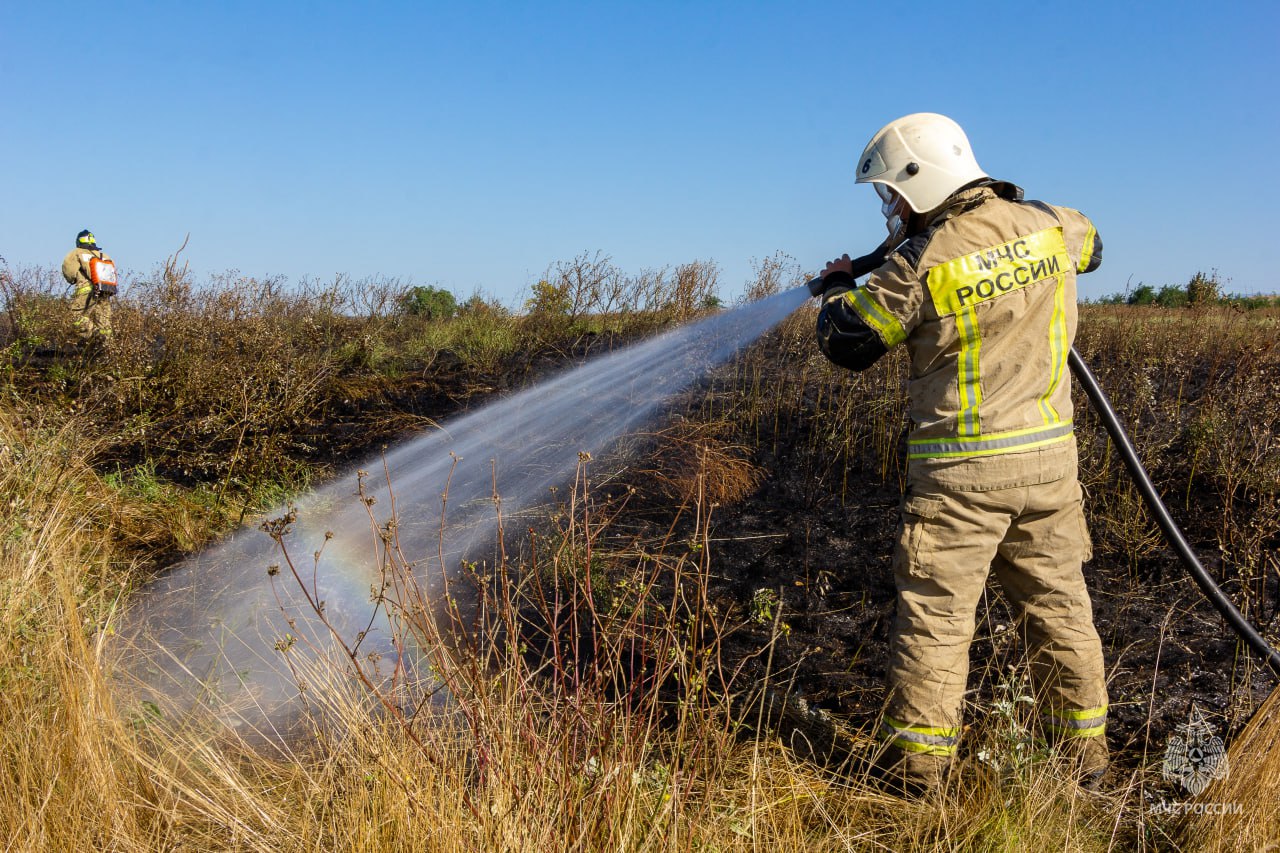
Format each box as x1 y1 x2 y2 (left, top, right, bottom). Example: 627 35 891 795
3 1 1277 304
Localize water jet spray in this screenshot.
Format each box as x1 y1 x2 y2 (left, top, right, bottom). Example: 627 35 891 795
115 287 813 738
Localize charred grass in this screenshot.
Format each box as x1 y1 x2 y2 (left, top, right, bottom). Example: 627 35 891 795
1 256 1278 850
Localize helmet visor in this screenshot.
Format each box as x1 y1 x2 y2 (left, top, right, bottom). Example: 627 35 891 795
874 183 910 242
875 183 907 220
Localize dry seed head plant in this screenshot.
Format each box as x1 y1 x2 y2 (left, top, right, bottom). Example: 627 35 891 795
0 251 1278 850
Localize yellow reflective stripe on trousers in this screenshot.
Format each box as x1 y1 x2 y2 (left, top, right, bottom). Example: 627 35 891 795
1078 226 1097 273
1042 705 1107 738
907 421 1075 459
1037 273 1069 424
844 289 907 348
955 304 982 435
880 716 960 756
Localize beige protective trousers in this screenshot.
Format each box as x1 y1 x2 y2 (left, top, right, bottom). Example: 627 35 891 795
879 444 1108 782
69 287 113 341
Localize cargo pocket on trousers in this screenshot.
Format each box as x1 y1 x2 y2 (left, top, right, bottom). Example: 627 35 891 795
1076 502 1094 563
898 495 944 579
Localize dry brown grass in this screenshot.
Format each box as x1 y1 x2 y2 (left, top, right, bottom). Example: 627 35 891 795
2 264 1278 849
0 411 1152 851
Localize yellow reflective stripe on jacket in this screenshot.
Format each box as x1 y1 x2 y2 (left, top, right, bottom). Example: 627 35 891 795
955 304 982 435
843 288 907 348
1038 273 1069 423
907 421 1074 459
926 227 1071 316
1077 225 1097 273
1041 705 1107 738
879 716 960 756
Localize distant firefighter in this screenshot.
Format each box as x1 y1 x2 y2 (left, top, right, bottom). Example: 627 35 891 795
62 229 117 344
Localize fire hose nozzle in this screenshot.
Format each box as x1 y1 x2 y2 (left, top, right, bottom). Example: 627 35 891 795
807 244 894 300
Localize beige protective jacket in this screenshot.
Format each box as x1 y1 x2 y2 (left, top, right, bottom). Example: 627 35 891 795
819 185 1101 467
62 247 112 295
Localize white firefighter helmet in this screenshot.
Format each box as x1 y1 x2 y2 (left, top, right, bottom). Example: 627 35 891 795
855 113 988 218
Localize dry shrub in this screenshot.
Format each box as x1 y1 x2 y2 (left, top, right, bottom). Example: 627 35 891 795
668 259 720 321
0 263 78 354
105 267 346 485
741 251 806 304
643 418 763 506
523 253 724 341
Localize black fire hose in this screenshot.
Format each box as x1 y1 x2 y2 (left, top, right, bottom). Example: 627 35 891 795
1068 348 1280 676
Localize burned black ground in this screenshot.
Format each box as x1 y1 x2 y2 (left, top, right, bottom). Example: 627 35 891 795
650 427 1278 779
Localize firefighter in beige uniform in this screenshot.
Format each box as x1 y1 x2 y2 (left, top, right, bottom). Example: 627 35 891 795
815 114 1108 790
62 229 116 343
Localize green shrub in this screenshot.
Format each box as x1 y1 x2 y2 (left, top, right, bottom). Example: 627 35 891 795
399 285 458 320
1227 294 1280 310
1126 284 1156 305
1154 284 1188 308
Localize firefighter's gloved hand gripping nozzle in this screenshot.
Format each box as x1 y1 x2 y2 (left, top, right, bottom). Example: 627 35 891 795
806 245 890 300
809 252 1280 677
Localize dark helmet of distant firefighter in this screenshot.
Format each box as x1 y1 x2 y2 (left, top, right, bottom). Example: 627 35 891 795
855 112 988 243
76 229 100 250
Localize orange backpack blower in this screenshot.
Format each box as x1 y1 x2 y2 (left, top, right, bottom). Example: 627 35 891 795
88 256 117 295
